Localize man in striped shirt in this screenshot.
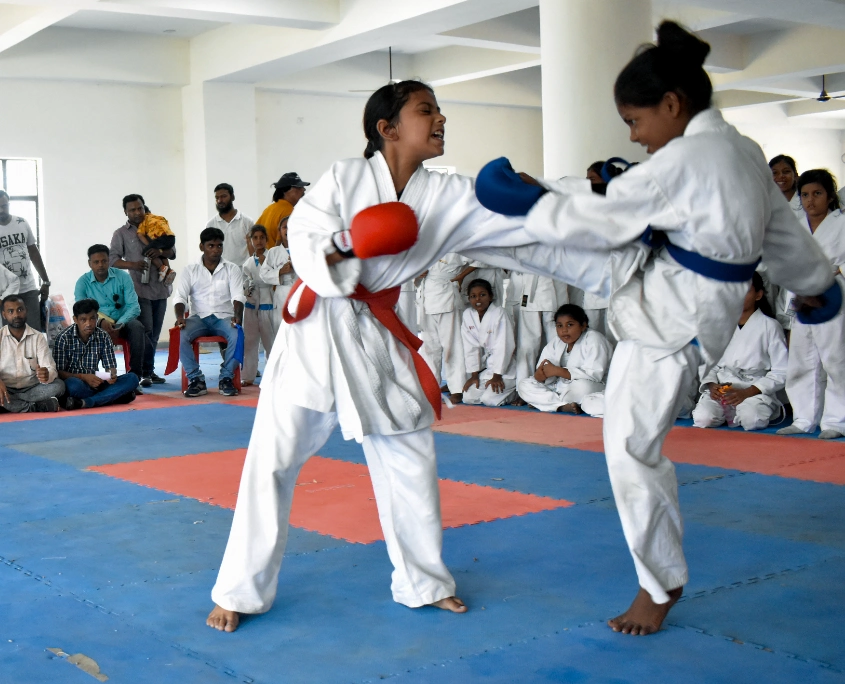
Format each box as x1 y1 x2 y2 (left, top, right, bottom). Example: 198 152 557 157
54 298 139 410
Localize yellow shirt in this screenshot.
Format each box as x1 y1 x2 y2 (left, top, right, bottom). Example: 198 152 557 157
137 214 174 239
256 200 293 247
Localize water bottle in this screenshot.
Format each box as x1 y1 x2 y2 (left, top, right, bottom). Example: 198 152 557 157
718 384 737 427
140 256 152 284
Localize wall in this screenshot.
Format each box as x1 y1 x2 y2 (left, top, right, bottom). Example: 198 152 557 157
0 79 186 330
254 90 544 193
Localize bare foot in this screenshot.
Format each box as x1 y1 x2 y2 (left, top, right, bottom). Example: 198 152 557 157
206 605 240 632
510 397 527 406
557 403 582 414
449 393 463 404
608 586 683 636
431 596 468 613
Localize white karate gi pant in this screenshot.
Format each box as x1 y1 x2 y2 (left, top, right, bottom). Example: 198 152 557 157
785 308 845 433
243 308 278 383
397 290 418 334
463 370 516 407
692 390 780 431
421 311 466 394
211 392 456 614
517 377 605 412
516 310 556 381
603 340 695 604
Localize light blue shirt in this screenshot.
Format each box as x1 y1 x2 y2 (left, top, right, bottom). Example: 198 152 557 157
74 267 141 325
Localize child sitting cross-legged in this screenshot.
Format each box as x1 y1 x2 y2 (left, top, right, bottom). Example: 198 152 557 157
461 278 517 406
517 304 613 414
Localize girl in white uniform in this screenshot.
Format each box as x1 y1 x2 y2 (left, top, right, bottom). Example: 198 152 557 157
418 252 470 401
461 278 517 406
207 81 534 632
462 261 504 307
518 304 612 413
259 221 297 332
468 22 836 636
241 226 278 384
692 272 787 431
778 169 845 439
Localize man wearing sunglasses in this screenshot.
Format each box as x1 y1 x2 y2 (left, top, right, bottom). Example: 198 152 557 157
74 244 145 391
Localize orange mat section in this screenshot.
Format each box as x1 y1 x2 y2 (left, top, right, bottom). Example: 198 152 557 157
90 450 573 544
435 408 845 485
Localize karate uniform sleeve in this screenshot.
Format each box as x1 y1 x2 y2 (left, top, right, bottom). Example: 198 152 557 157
536 340 558 369
485 308 516 375
760 184 834 296
568 332 612 383
287 165 362 298
753 319 788 395
700 364 721 388
523 165 683 251
461 308 483 374
259 248 284 286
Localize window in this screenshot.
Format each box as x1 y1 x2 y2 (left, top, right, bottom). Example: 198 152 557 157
1 158 42 247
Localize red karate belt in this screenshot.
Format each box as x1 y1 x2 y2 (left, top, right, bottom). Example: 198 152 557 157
164 326 181 376
283 278 442 419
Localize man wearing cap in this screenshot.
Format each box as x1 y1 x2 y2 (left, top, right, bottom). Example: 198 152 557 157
206 183 254 267
256 173 310 248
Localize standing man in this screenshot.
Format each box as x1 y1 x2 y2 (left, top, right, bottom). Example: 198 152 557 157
206 183 254 267
174 228 245 398
110 194 175 387
74 244 145 390
0 190 51 330
256 172 309 247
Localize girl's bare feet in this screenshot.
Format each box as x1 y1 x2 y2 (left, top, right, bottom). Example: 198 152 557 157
207 605 240 632
510 397 527 406
431 596 468 613
557 403 582 414
607 586 683 636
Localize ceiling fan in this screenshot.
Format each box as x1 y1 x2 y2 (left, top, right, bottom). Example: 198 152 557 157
349 47 401 93
815 74 845 103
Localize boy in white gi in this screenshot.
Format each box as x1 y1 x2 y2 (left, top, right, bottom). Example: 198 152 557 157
471 22 838 636
241 225 277 385
207 81 537 633
692 273 787 431
461 278 517 406
518 304 612 414
259 220 296 333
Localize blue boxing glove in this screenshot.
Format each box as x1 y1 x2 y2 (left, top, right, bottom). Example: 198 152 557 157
475 157 546 216
796 280 843 324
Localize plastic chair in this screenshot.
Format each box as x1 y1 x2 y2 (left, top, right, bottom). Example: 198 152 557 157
113 339 131 374
181 335 242 392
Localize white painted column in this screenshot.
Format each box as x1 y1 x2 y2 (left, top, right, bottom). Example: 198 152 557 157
539 0 652 179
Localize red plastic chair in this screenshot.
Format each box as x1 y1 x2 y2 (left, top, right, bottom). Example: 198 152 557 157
180 336 242 392
113 339 131 374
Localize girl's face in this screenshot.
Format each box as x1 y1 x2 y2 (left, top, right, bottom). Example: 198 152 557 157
771 162 796 196
586 168 603 184
384 89 446 162
468 286 492 315
800 182 832 219
617 92 690 155
555 315 587 347
251 231 268 252
742 282 763 312
279 223 289 248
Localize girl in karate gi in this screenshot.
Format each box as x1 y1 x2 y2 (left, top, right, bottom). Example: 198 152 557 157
692 272 787 431
241 225 278 385
518 304 613 413
778 169 845 439
461 278 517 406
259 219 296 333
418 253 472 402
461 261 503 307
469 21 837 636
207 81 533 632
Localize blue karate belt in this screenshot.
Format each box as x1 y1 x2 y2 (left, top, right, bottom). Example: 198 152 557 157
244 303 274 310
641 227 760 282
233 324 245 366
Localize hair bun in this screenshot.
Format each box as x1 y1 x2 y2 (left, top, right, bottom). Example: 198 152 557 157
656 20 710 67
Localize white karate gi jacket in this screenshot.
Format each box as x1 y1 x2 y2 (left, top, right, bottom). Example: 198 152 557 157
700 308 787 395
418 253 466 315
259 245 297 311
537 329 613 384
242 255 275 309
283 151 527 441
468 109 834 372
810 210 845 275
461 303 516 378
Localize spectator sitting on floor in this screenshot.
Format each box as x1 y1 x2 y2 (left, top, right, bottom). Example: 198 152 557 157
74 244 146 393
0 294 64 412
174 227 245 398
54 298 140 410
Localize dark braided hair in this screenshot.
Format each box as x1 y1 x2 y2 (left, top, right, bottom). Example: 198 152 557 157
362 81 435 159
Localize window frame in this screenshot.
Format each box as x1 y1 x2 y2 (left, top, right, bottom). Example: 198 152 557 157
1 157 43 249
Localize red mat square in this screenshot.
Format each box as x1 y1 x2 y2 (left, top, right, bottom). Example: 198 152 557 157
90 450 573 544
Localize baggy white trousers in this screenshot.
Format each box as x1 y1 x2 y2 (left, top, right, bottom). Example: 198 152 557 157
242 307 278 383
517 376 605 412
211 393 457 614
463 370 516 407
692 391 780 431
516 310 556 381
603 340 695 604
421 310 467 394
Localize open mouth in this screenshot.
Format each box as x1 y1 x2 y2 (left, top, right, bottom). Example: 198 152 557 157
432 131 444 141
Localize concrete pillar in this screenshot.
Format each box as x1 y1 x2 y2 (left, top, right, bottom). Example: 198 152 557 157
539 0 652 178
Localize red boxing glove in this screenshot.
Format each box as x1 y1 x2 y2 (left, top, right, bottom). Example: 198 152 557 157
332 202 419 259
